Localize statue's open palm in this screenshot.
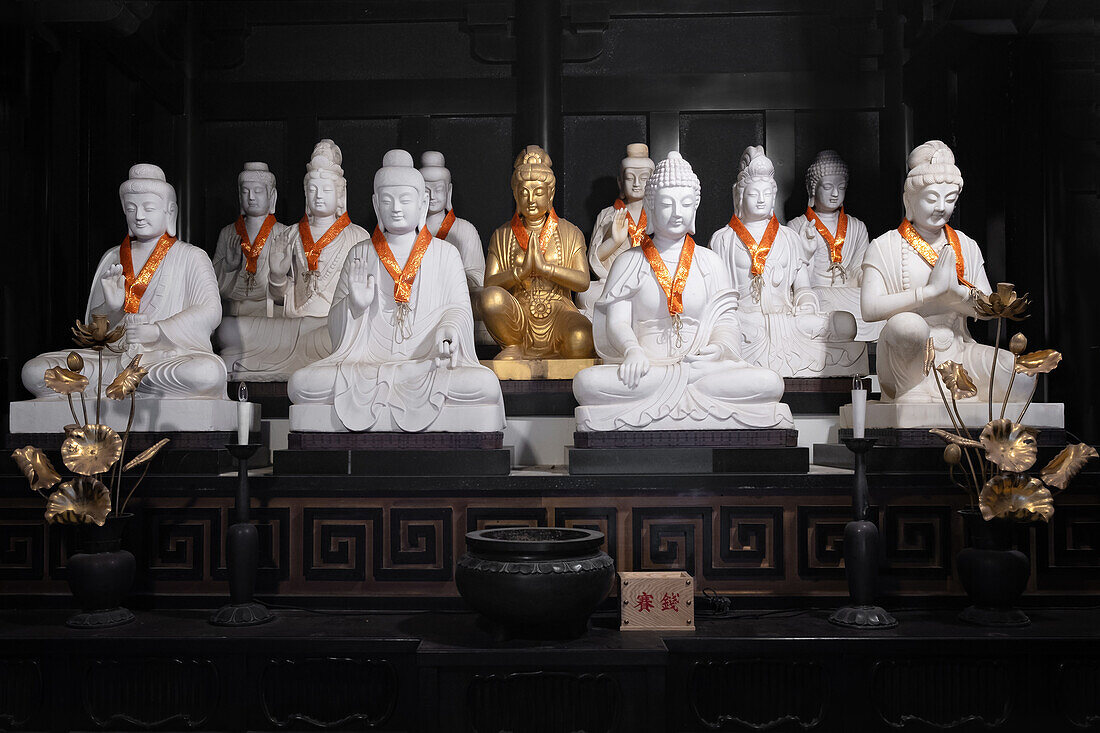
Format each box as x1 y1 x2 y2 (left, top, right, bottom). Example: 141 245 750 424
348 258 375 314
610 209 630 247
268 236 293 277
101 263 126 312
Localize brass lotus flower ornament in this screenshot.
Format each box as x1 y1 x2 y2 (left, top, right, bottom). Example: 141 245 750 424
980 474 1054 522
43 366 89 396
935 361 978 400
1014 349 1062 376
61 424 123 476
975 282 1029 321
980 418 1039 472
71 314 124 351
11 446 62 493
45 477 112 526
66 351 85 371
106 355 148 400
922 337 936 376
1040 444 1098 491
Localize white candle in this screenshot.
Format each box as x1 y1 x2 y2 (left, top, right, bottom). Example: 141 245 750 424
851 378 867 439
236 383 251 445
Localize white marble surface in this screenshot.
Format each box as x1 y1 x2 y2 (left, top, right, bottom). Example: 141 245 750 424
10 398 260 433
838 400 1064 429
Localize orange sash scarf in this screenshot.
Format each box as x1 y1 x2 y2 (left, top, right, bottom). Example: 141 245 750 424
728 214 779 276
299 212 351 271
120 233 177 314
510 209 559 253
640 234 695 317
235 214 277 275
898 219 973 288
805 207 847 264
370 226 433 304
434 209 457 240
614 199 647 247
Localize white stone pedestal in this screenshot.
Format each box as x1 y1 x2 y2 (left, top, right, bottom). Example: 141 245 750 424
838 400 1065 429
9 398 259 433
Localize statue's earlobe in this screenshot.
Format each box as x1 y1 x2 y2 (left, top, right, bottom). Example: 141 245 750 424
445 183 453 212
645 203 655 235
372 193 383 234
166 202 178 238
418 190 430 231
269 188 278 216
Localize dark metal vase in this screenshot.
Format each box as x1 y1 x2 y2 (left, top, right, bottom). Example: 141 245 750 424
956 509 1031 627
829 438 898 629
66 513 136 628
456 527 615 640
210 444 273 626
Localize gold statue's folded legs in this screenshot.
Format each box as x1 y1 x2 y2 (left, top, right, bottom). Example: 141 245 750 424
479 285 594 360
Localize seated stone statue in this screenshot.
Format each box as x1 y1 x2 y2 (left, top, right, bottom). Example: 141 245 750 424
577 143 654 314
478 145 595 360
787 150 881 341
863 140 1033 403
21 164 227 401
419 151 485 292
287 150 505 432
211 162 289 318
710 146 866 378
217 139 368 381
574 151 793 432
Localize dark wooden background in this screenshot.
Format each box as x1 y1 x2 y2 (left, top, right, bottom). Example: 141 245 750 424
1 0 1096 439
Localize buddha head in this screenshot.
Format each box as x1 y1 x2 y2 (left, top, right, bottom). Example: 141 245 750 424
644 151 701 240
902 140 964 232
373 149 428 236
238 162 277 217
419 151 453 216
119 163 177 241
805 150 848 214
303 139 347 219
619 143 655 203
511 145 555 225
733 146 778 223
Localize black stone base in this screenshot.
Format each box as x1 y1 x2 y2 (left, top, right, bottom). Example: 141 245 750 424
288 431 503 450
228 381 291 419
574 429 797 448
837 426 1068 448
5 431 270 473
568 446 809 475
500 379 577 416
782 377 874 414
813 441 1080 472
274 448 512 475
829 605 898 629
209 602 274 627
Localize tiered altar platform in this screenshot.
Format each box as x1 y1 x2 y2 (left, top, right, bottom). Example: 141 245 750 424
1 607 1098 731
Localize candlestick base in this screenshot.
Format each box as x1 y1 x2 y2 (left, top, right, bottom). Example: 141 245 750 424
829 605 898 629
209 601 273 627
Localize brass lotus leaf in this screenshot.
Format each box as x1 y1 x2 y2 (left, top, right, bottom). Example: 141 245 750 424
922 337 936 376
66 351 85 372
935 361 978 400
105 355 149 400
979 418 1039 472
123 438 170 472
71 314 124 351
11 446 62 492
980 474 1054 522
45 477 111 526
43 366 89 396
1040 443 1099 491
1014 349 1062 376
974 282 1030 321
929 428 982 450
61 424 122 476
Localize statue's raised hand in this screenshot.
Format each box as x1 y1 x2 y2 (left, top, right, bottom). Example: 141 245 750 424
225 232 243 269
348 257 375 314
101 263 126 312
268 236 293 278
618 346 650 389
610 209 630 247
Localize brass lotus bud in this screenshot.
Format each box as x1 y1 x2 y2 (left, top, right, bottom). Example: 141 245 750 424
66 352 85 372
1009 333 1027 355
943 444 962 465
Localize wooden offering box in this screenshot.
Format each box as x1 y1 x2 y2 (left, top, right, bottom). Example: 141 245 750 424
619 571 694 631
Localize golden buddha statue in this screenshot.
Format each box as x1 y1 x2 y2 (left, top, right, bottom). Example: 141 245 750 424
479 145 596 362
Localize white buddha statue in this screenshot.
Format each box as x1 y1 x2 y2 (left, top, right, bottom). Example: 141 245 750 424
287 150 505 433
573 152 793 432
710 146 866 378
419 151 485 292
211 162 289 318
577 143 654 314
787 150 881 341
21 164 227 402
863 140 1033 404
216 140 368 381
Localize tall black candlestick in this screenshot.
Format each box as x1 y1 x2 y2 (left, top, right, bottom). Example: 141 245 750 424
210 443 273 626
829 437 897 629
